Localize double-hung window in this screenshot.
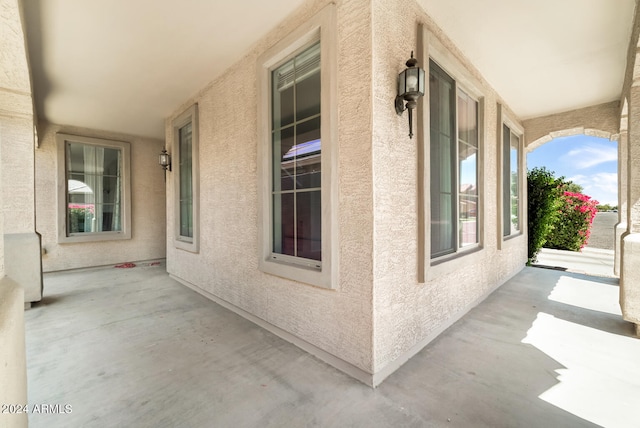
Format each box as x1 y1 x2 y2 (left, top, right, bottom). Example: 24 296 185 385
272 42 322 263
57 134 131 243
258 4 337 288
172 104 199 252
502 124 520 236
429 60 480 259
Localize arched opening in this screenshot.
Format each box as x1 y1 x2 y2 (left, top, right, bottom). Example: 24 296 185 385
526 131 619 276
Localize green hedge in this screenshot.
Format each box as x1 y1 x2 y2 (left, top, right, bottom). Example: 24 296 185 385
527 167 562 263
527 167 598 263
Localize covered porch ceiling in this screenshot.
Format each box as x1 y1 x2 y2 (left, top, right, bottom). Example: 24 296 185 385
23 0 636 140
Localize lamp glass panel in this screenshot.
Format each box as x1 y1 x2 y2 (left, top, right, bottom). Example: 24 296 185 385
418 67 426 95
406 68 419 92
398 70 407 97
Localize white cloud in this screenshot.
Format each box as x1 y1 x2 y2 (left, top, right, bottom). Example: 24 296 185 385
563 144 617 169
567 172 618 205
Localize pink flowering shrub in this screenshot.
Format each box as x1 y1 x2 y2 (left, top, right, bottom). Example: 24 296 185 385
545 191 599 251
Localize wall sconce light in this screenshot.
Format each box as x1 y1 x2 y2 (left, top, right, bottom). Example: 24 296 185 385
159 148 171 171
395 51 425 139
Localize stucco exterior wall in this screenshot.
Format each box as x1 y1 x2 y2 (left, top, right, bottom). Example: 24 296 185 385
370 0 527 376
1 0 31 424
166 0 375 374
1 0 34 234
35 122 166 272
523 101 620 151
0 278 27 428
166 0 529 382
619 1 640 334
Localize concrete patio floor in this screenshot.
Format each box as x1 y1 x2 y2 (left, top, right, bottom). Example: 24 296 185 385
25 260 640 427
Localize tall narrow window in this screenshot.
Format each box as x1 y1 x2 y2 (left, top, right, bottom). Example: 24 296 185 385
271 42 321 263
258 4 336 288
56 134 131 243
503 124 520 236
178 122 193 238
172 104 199 252
429 60 480 259
458 91 479 248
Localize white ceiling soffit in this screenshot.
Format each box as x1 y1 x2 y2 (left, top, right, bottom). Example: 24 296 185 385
24 1 635 140
420 0 635 120
24 0 307 140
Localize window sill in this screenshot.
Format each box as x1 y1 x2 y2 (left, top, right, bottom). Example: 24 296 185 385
58 231 131 244
260 257 334 290
174 238 198 253
504 232 523 242
427 246 485 281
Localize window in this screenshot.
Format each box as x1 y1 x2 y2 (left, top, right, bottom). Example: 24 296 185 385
272 42 321 263
429 60 480 259
503 124 520 236
172 104 199 252
257 4 337 288
56 134 131 243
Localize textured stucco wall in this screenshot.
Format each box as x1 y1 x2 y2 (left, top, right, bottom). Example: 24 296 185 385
166 0 529 379
619 1 640 333
1 0 43 305
523 101 620 151
166 0 375 373
35 122 167 272
370 0 527 374
0 278 27 428
1 0 30 94
0 0 30 424
1 0 35 234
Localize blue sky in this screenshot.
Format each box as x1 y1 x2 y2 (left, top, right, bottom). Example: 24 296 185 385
527 135 618 206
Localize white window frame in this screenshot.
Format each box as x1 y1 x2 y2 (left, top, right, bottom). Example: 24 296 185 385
257 4 338 289
172 104 200 253
56 133 131 243
501 113 524 239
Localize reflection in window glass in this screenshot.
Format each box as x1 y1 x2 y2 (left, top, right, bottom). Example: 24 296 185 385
503 125 520 236
458 90 478 247
179 122 193 238
66 143 122 234
429 61 455 257
271 42 321 262
510 132 520 233
429 59 480 258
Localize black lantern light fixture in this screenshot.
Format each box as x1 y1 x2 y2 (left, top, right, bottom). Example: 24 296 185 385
395 51 425 139
159 148 171 171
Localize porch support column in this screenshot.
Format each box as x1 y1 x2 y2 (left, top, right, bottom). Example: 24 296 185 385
0 0 43 306
621 84 640 336
615 127 628 276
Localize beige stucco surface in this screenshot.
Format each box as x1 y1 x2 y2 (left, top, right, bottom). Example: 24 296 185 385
35 122 167 272
619 7 640 332
1 0 30 94
166 0 528 380
1 0 42 306
0 2 30 423
0 278 27 428
1 0 35 233
523 102 620 151
166 0 375 373
621 82 640 329
370 0 526 375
